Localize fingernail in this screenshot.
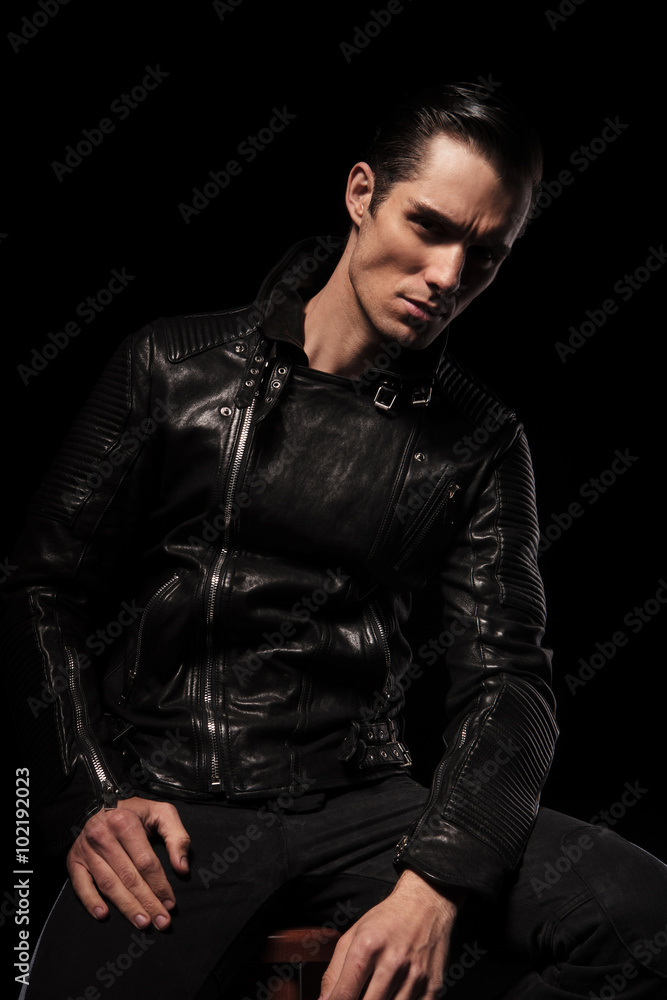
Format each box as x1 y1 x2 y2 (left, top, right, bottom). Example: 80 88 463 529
135 914 149 928
163 899 175 911
180 856 189 869
94 906 106 920
155 915 168 930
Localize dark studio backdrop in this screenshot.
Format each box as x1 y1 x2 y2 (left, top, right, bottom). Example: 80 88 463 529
1 0 664 991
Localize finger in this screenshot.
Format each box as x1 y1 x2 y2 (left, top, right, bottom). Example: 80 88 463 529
319 934 353 1000
321 934 375 1000
66 854 111 922
104 809 177 922
73 810 174 928
68 853 163 930
148 802 192 874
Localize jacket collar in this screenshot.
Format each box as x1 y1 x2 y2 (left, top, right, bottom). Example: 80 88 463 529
255 236 450 383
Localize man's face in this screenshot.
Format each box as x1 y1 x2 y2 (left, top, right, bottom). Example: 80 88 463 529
346 133 532 351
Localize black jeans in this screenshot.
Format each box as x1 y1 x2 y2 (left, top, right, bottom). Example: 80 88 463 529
21 774 667 999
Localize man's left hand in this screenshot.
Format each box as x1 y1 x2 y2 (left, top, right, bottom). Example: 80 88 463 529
319 868 464 1000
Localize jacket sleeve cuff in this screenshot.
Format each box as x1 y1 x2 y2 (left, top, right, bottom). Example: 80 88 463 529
393 811 535 898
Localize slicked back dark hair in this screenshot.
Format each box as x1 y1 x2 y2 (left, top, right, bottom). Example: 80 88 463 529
365 83 543 224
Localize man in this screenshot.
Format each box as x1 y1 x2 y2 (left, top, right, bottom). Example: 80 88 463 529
3 84 667 999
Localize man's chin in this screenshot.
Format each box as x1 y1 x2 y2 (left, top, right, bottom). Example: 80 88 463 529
392 318 449 351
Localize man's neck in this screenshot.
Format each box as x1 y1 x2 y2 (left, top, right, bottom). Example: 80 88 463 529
302 250 386 379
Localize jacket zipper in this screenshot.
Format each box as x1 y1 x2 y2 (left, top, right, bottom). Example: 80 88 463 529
394 714 470 862
393 480 460 572
369 598 392 718
66 646 118 806
205 398 257 790
120 574 179 707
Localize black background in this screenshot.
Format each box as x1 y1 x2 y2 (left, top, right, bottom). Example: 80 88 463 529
1 0 664 993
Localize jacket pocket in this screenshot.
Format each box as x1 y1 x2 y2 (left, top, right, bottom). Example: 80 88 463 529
392 475 460 574
119 573 180 706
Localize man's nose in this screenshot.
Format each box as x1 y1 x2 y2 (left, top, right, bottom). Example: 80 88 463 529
425 245 465 295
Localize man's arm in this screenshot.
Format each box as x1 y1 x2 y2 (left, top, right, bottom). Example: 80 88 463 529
1 327 191 928
395 426 558 896
320 425 556 998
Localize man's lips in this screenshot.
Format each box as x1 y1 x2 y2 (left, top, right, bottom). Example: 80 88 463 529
401 297 448 322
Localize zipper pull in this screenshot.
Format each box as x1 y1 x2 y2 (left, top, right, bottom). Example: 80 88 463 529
102 780 119 810
394 833 410 863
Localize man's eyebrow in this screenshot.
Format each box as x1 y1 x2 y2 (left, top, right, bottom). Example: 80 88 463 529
406 198 513 257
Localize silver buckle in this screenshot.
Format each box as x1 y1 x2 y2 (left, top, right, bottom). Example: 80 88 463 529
411 385 432 408
374 385 398 412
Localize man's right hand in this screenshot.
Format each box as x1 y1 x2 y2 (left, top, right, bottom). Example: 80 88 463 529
67 796 191 931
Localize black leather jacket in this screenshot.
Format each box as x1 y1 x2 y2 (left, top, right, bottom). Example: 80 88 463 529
2 237 558 897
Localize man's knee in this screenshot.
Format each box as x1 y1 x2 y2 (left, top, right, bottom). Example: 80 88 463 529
552 819 667 979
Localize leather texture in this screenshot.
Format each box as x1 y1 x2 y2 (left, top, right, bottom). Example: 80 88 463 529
1 238 558 894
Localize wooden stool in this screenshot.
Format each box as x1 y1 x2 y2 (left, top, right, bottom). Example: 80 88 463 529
257 926 342 1000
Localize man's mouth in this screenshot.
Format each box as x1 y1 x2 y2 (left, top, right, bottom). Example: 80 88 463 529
402 297 448 323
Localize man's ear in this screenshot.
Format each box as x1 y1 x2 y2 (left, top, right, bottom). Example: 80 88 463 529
345 162 375 228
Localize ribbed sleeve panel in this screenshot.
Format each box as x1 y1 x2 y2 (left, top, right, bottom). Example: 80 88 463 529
28 343 133 524
441 681 558 868
495 431 547 626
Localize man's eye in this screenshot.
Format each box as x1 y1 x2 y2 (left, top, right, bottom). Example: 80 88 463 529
469 246 497 263
415 218 439 234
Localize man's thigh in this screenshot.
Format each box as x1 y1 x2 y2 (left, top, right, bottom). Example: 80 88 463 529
22 800 291 1000
451 807 667 998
